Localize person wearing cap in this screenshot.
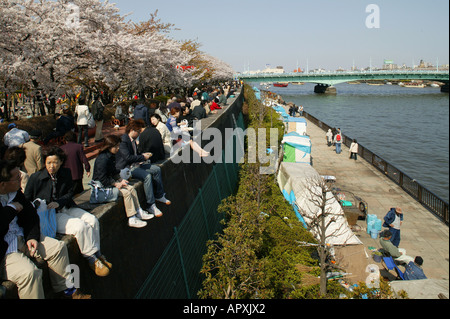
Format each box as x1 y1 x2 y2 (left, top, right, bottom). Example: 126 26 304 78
379 230 414 264
22 130 44 175
3 123 30 148
383 207 404 247
403 256 427 280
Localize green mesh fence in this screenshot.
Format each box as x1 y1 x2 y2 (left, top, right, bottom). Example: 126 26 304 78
135 112 244 299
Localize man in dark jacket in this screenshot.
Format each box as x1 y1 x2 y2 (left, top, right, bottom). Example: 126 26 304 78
138 126 166 163
191 101 207 120
133 98 150 127
383 207 404 247
115 120 170 216
0 160 75 299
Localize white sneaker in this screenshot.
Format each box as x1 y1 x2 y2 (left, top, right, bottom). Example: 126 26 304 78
128 217 147 228
149 204 163 217
156 195 171 205
136 208 154 221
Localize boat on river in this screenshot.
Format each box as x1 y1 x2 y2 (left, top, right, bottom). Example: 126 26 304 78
273 82 288 87
402 82 426 88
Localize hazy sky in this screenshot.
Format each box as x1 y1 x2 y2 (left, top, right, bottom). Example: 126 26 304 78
111 0 449 72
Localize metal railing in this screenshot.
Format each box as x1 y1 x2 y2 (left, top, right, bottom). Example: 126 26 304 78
305 112 449 226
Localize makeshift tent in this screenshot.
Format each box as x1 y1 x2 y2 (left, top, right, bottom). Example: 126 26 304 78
282 132 311 164
271 104 289 120
285 116 307 135
277 162 362 245
252 87 261 100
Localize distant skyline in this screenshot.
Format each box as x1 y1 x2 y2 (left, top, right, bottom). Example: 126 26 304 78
111 0 449 73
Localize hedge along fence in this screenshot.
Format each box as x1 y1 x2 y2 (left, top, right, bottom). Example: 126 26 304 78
197 84 320 299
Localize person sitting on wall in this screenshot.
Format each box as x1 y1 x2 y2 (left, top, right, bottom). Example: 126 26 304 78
0 160 89 299
24 146 111 277
115 119 171 217
91 135 154 228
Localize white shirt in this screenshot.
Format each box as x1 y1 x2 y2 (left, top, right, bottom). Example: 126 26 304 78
392 213 401 229
1 192 23 255
349 142 359 153
75 104 89 125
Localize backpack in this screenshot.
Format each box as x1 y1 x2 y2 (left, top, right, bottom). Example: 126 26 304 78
336 134 341 142
92 100 104 121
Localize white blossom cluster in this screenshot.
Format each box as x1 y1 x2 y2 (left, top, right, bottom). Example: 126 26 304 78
0 0 234 98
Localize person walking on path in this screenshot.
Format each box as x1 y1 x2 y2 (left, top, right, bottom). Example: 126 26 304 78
383 207 403 247
326 129 333 147
91 94 105 143
60 131 91 196
349 139 358 160
334 128 342 154
74 96 90 147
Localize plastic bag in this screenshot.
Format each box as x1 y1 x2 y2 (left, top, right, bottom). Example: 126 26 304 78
33 198 57 238
87 113 95 128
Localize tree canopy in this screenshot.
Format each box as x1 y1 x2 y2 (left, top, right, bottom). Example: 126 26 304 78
0 0 234 103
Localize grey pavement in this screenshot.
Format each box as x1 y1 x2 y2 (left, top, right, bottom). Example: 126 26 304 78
301 111 449 281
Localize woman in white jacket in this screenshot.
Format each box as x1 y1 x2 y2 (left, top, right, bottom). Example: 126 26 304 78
75 95 90 147
150 113 172 156
349 139 359 160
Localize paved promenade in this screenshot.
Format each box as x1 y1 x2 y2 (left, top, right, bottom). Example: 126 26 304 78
303 112 449 282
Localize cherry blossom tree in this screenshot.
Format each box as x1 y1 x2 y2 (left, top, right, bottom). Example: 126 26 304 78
0 0 234 115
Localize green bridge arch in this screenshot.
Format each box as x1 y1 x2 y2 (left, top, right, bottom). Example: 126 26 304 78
238 70 449 93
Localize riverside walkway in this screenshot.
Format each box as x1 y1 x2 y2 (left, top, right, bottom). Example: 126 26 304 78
300 109 449 284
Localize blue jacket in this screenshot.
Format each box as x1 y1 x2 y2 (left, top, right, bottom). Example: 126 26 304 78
133 104 150 126
403 262 427 280
383 207 403 228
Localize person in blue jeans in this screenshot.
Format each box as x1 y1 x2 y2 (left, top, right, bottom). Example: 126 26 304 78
115 119 171 217
334 131 342 154
383 207 403 247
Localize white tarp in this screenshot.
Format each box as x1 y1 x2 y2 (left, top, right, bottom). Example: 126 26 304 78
277 162 362 245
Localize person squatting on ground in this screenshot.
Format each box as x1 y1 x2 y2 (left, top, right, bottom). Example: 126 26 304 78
115 119 171 217
0 160 86 299
379 229 414 264
91 135 154 228
24 146 111 277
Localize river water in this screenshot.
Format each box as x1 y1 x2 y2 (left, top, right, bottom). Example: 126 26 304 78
261 82 449 202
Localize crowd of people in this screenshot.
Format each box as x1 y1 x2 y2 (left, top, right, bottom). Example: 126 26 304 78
0 82 239 299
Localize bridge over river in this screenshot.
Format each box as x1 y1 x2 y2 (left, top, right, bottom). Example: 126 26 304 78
239 70 450 93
